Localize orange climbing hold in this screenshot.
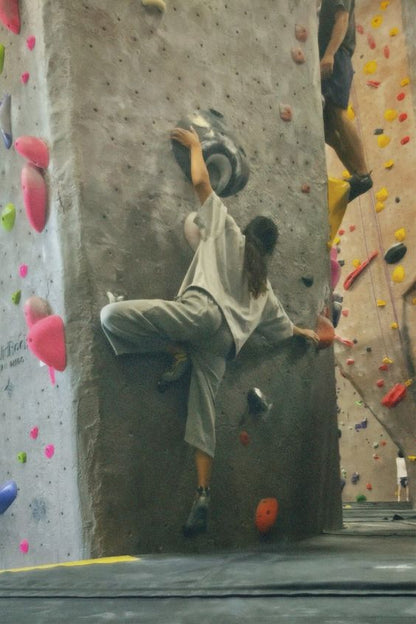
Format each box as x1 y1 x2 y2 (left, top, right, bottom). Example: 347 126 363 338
0 0 20 34
255 498 279 534
381 383 407 408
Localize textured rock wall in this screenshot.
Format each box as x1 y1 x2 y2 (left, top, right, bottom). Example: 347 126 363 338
1 0 341 565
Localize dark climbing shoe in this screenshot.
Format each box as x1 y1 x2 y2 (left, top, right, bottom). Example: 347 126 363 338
348 173 373 202
157 351 190 392
183 487 210 537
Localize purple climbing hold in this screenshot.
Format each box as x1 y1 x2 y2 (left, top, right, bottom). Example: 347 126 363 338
0 480 17 514
0 93 12 148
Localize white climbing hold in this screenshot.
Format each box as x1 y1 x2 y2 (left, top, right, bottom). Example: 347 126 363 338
142 0 166 12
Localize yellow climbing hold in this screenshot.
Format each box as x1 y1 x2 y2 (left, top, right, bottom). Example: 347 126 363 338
383 356 393 364
346 104 355 121
384 159 394 169
390 27 399 36
353 259 361 268
394 228 406 241
333 236 341 245
342 170 351 180
392 265 405 282
375 187 388 202
364 60 377 74
404 379 413 387
375 201 385 213
377 135 391 148
371 15 383 28
408 455 416 461
412 298 416 305
377 299 387 307
384 109 397 122
400 77 410 87
390 322 398 329
380 0 390 8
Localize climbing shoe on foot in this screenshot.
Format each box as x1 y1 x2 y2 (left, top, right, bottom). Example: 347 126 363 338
157 351 190 392
183 487 210 537
348 173 373 202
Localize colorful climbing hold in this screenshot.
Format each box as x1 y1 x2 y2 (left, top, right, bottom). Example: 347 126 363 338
394 228 405 241
24 296 52 327
367 34 376 49
376 379 385 387
11 290 21 304
375 187 388 202
389 27 399 36
239 431 250 446
29 426 39 439
384 159 394 169
384 109 397 121
400 136 410 145
377 134 390 148
19 539 29 554
398 113 408 122
21 164 48 232
279 103 292 122
400 77 410 87
0 43 4 73
371 15 383 28
141 0 166 11
375 201 385 213
17 451 27 463
383 45 390 59
0 93 12 148
0 480 17 514
397 92 406 101
1 202 15 230
381 382 407 407
391 322 398 329
15 136 49 168
377 300 386 307
295 24 308 42
44 444 55 459
19 263 28 277
0 0 20 34
364 60 377 75
392 265 405 283
26 35 35 50
291 47 305 64
27 314 67 371
20 71 29 84
255 498 279 534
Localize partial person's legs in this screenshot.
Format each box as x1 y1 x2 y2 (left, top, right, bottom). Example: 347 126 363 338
324 102 369 176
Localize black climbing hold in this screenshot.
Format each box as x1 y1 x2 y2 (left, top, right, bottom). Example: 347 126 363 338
366 346 372 352
332 301 342 328
172 109 250 197
395 197 400 203
301 276 314 287
374 128 384 135
338 259 345 267
384 242 407 264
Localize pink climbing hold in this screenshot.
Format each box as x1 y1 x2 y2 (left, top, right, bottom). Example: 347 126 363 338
339 229 345 236
0 0 20 34
27 314 67 371
15 136 49 169
367 34 376 49
24 296 52 328
26 35 36 50
48 366 56 385
400 136 410 145
397 92 406 101
44 444 55 459
20 71 29 84
291 47 305 64
295 24 308 43
279 103 292 122
399 113 408 122
29 426 39 440
330 248 341 290
301 183 310 194
346 358 355 365
367 80 381 88
21 164 48 233
349 224 356 232
342 309 349 317
19 539 29 554
19 263 28 277
356 24 364 34
383 45 390 58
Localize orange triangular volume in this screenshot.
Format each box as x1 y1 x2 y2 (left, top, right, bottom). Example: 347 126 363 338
21 164 48 232
0 0 20 34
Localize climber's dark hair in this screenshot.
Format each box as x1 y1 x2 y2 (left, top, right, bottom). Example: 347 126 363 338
398 449 404 458
243 216 278 298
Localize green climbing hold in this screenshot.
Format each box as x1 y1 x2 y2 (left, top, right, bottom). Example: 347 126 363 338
1 202 15 231
11 290 21 304
0 44 4 74
17 452 27 463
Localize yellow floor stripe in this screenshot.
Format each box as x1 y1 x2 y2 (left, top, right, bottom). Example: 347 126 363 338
0 555 138 574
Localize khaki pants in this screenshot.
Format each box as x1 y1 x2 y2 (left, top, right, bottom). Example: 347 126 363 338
100 288 234 457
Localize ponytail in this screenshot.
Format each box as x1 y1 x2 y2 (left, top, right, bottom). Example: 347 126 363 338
243 217 278 299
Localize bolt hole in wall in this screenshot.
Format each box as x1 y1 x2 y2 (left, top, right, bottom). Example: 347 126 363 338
324 0 416 506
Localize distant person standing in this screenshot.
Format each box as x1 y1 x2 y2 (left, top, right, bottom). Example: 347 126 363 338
396 450 409 503
318 0 373 201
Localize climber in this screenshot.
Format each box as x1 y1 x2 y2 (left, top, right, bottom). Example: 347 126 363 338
318 0 373 201
100 127 319 537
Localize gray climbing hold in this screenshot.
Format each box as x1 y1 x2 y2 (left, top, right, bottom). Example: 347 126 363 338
172 109 249 197
0 93 12 149
247 388 272 418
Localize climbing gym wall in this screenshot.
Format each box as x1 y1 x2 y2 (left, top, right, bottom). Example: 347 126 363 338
1 0 341 565
327 0 416 504
0 2 83 569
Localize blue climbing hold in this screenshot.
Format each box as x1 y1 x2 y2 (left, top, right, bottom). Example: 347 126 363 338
0 93 12 149
0 480 17 514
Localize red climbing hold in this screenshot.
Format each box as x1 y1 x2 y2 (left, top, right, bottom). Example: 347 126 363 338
367 34 376 49
397 92 406 101
383 45 390 58
339 229 345 235
21 164 48 232
0 0 20 34
400 136 410 145
239 431 250 446
346 358 355 365
15 136 49 169
399 113 408 122
20 71 29 84
255 498 279 534
376 379 385 387
367 80 381 88
379 363 389 371
366 483 372 490
349 225 356 232
344 250 378 290
381 383 407 408
27 314 67 371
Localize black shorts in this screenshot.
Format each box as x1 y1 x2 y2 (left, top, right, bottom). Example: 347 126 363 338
321 47 354 110
400 477 408 488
